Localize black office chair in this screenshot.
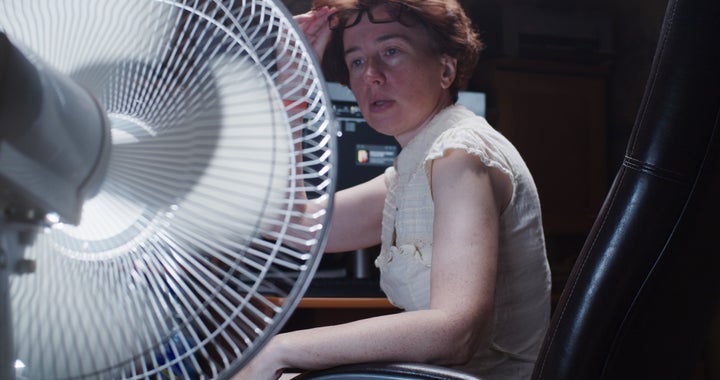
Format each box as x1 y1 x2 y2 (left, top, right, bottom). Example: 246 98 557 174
293 0 720 378
532 0 720 377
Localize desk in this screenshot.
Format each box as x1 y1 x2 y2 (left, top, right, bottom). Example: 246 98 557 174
270 296 396 309
271 296 401 331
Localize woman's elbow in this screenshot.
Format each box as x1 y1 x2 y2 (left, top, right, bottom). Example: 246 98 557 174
429 323 488 367
420 304 493 366
435 336 480 366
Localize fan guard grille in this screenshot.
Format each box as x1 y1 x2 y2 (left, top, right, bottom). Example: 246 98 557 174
1 0 335 378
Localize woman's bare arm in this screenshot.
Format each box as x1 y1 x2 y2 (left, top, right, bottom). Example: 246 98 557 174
234 150 507 380
320 173 386 252
269 6 383 253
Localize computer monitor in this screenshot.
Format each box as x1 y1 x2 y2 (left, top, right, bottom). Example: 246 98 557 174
328 83 400 192
316 83 487 280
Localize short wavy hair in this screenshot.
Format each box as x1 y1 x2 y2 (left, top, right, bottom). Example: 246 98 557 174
311 0 483 102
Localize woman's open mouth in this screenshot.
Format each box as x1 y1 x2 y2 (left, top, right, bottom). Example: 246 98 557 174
369 99 394 112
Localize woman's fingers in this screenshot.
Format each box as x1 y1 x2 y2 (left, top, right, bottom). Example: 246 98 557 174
294 7 334 59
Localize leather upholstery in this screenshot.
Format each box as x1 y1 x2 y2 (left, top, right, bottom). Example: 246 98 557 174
532 0 720 378
293 0 720 378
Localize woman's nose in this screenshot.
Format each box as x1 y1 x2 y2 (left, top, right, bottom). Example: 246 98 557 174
362 58 385 85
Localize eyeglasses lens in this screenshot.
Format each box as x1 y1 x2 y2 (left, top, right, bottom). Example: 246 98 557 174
328 9 359 30
328 3 406 31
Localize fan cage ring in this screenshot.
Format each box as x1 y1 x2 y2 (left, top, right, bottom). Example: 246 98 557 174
0 0 336 378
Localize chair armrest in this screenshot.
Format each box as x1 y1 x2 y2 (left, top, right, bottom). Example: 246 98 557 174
291 362 482 379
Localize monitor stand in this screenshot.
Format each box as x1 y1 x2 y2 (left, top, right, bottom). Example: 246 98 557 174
346 246 379 279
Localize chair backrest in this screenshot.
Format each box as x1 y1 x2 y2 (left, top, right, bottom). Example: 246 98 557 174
532 0 720 378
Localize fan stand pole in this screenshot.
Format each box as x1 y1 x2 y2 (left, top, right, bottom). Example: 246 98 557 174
0 264 14 380
0 225 33 380
0 233 16 380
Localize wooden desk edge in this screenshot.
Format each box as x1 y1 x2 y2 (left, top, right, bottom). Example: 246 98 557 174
267 296 398 309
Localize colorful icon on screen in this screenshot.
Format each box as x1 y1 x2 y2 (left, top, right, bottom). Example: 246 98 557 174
357 149 369 164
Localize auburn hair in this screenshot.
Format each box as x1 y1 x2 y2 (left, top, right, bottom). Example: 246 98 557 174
311 0 483 102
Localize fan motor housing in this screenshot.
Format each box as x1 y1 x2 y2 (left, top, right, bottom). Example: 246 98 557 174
0 32 111 226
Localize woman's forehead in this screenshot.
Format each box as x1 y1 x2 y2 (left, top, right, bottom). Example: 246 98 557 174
342 18 432 50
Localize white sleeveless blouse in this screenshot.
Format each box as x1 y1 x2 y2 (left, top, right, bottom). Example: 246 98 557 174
374 105 551 379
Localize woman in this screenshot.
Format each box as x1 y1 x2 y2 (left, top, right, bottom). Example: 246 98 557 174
235 1 551 378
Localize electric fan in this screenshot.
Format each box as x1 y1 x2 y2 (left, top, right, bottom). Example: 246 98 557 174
0 0 336 379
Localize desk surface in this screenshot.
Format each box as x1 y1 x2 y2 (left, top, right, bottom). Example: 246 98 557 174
269 296 397 309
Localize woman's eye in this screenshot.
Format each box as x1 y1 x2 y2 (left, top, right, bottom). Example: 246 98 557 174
348 58 364 68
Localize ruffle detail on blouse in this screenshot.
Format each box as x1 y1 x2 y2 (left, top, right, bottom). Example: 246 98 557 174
375 241 432 268
424 125 516 199
374 242 432 310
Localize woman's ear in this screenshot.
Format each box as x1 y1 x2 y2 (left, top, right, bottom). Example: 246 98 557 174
439 55 457 90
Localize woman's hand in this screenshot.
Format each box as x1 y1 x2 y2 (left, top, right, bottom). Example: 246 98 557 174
275 7 334 87
231 336 286 380
293 7 334 61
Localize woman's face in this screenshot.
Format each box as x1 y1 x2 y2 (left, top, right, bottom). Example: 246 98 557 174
342 15 456 147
